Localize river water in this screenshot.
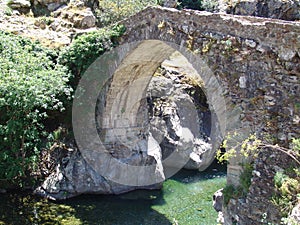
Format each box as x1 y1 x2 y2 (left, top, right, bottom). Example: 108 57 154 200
0 162 226 225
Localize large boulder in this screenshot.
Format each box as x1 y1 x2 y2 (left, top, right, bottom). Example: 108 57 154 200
54 6 96 28
35 146 162 200
7 0 31 13
289 203 300 225
147 68 213 170
32 0 69 12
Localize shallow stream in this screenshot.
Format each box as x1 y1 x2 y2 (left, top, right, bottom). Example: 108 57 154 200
0 163 226 225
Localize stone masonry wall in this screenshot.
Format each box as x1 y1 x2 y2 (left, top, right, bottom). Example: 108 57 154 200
115 7 300 224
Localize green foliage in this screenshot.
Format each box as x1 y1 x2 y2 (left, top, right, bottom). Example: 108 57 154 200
0 31 71 186
216 133 261 164
291 138 300 156
96 0 157 27
58 25 125 88
239 162 253 193
4 6 13 16
222 184 243 205
200 0 219 12
178 0 202 10
271 139 300 220
222 184 234 205
217 134 300 219
273 171 300 218
269 139 300 222
36 16 54 26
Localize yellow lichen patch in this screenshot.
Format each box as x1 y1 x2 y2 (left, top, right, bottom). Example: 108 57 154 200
157 20 165 29
167 28 175 35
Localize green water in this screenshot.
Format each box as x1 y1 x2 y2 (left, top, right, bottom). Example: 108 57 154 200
0 165 226 225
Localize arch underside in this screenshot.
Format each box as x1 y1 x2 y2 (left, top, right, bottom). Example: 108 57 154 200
90 40 243 185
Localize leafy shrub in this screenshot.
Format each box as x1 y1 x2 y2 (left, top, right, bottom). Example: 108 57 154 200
4 6 13 16
178 0 202 10
271 139 300 220
0 31 71 186
58 25 125 88
273 171 300 218
178 0 219 11
200 0 219 12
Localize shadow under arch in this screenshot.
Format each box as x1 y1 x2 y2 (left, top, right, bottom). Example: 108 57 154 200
72 39 242 188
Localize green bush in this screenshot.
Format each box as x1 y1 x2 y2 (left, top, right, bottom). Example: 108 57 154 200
178 0 202 10
0 31 71 186
201 0 219 12
273 171 300 218
58 25 125 88
272 139 300 219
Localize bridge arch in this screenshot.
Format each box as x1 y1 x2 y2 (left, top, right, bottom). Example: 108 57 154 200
73 6 300 187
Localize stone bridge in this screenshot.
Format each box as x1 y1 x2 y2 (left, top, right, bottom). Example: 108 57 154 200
73 6 300 188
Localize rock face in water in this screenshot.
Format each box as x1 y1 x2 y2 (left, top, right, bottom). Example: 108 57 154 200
36 55 213 200
147 66 212 170
35 147 161 200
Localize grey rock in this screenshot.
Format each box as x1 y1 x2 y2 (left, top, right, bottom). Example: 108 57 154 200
213 188 223 212
47 2 64 11
278 47 296 61
289 203 300 225
59 7 96 29
8 0 31 8
163 0 178 8
8 0 31 13
73 8 96 28
35 148 162 200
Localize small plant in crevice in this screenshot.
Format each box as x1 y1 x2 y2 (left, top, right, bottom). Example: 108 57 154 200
36 16 54 26
239 162 253 193
222 162 253 206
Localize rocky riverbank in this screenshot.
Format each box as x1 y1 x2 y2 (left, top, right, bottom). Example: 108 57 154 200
0 0 98 47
